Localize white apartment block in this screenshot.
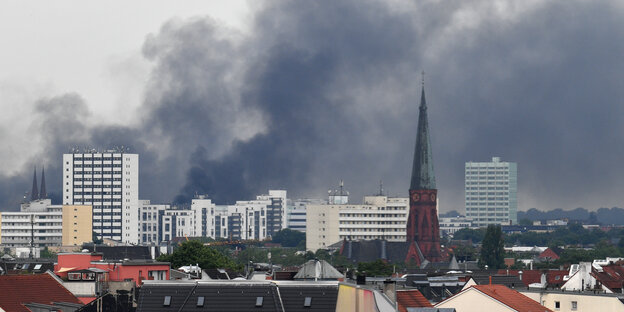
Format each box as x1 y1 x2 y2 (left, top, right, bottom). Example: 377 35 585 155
285 199 325 232
160 209 197 242
306 195 409 252
138 200 170 244
0 199 63 247
135 190 287 244
465 156 518 227
256 190 287 237
0 199 92 248
63 151 139 244
439 216 474 236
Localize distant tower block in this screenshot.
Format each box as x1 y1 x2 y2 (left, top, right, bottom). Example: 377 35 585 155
406 74 442 263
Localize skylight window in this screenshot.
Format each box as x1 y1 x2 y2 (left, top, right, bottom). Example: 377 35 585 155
163 296 171 306
304 297 312 307
255 296 264 307
197 296 204 307
34 264 42 270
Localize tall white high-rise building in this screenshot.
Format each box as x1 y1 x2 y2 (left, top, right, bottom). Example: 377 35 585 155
465 156 518 227
63 151 139 244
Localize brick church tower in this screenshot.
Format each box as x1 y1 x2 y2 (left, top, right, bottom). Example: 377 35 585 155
405 77 443 263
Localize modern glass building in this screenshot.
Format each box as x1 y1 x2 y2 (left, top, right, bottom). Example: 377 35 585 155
465 157 517 227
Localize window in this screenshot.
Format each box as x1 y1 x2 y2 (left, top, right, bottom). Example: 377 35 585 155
163 296 171 306
255 297 263 307
197 296 205 307
304 297 312 307
555 301 560 310
571 301 577 310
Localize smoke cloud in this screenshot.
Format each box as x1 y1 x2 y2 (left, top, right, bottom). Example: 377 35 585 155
2 0 624 212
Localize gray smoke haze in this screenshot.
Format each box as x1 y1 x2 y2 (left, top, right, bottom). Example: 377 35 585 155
2 0 624 212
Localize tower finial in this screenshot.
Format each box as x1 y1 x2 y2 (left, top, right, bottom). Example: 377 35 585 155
40 166 47 199
421 71 425 87
31 166 39 201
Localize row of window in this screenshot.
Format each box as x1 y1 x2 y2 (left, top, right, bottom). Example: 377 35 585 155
73 177 123 181
72 157 123 161
73 191 122 196
466 181 510 185
74 163 123 168
466 202 511 206
466 197 510 201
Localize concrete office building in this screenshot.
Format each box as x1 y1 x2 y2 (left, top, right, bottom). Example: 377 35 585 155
0 199 92 248
306 195 409 252
465 156 518 226
285 199 325 232
63 150 139 244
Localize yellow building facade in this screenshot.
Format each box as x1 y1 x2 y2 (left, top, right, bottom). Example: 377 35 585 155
62 205 92 246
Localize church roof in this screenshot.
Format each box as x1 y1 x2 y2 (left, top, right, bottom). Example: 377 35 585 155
410 82 436 190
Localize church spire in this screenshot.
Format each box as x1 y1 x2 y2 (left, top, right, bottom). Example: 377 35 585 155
40 166 47 199
410 72 436 190
31 166 39 201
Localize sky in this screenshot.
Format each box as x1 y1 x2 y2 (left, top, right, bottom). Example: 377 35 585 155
1 0 623 213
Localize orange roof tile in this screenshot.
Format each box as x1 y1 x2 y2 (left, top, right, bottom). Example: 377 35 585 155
472 285 552 312
397 289 432 312
0 274 82 312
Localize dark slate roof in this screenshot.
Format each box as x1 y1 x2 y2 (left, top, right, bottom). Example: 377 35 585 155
410 84 436 190
340 240 423 265
137 281 339 312
279 284 339 311
83 245 152 260
0 259 55 275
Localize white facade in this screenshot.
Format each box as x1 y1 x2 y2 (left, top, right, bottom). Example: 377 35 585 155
63 152 139 243
465 156 518 227
138 200 169 244
286 199 325 232
256 190 287 237
190 196 217 238
306 195 409 251
0 199 62 247
439 216 474 236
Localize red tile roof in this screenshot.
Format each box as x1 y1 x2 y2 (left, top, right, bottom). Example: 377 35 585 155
0 273 82 312
472 284 553 312
397 289 432 312
538 248 560 260
593 265 624 291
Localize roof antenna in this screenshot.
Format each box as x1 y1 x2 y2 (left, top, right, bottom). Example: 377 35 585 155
378 180 384 196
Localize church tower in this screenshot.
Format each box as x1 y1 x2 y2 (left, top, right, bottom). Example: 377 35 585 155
406 75 442 263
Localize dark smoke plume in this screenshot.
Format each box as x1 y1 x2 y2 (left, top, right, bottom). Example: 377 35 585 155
2 0 624 212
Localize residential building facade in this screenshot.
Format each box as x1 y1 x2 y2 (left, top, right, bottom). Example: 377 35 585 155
63 151 139 244
306 195 409 251
0 199 92 248
465 156 518 226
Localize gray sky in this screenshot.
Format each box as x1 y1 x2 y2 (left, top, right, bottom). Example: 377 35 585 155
1 0 623 213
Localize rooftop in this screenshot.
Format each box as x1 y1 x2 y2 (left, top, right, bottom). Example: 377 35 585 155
0 273 83 312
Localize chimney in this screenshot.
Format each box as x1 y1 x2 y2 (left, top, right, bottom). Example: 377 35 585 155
383 279 397 304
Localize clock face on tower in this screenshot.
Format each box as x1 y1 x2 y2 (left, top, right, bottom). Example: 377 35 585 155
430 194 436 202
411 193 420 202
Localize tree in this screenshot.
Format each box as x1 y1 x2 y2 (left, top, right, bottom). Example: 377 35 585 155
479 225 505 269
453 228 486 243
157 240 240 271
92 231 103 244
357 260 393 276
518 218 533 226
271 229 305 248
